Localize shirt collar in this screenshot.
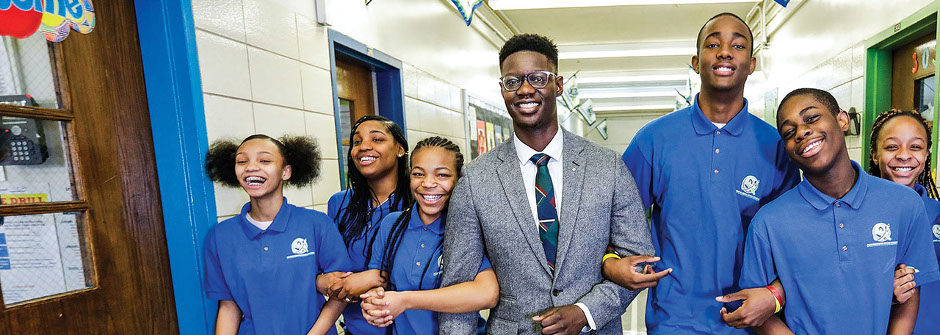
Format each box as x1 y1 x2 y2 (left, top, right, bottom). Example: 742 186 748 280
690 93 750 136
513 127 564 165
913 183 932 202
406 204 445 234
239 197 291 239
798 161 868 210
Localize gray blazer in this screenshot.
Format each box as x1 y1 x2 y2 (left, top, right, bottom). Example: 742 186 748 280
439 129 654 334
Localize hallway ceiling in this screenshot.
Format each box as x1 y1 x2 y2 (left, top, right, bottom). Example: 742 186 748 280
490 1 758 115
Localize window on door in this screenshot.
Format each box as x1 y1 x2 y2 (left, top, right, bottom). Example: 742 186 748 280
0 32 93 307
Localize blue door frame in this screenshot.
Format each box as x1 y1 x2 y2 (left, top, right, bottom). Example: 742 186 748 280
134 0 217 333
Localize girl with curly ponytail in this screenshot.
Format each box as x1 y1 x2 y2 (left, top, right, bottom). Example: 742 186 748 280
203 134 351 335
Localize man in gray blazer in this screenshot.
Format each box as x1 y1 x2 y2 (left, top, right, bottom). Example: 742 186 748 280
439 34 656 335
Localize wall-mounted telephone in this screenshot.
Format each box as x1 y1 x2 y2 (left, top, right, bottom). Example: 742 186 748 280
0 95 48 165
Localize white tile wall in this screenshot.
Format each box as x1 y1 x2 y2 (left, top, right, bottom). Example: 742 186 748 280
301 64 334 113
203 94 255 141
192 0 246 42
305 112 340 160
243 0 299 59
196 30 252 99
296 15 331 70
248 47 304 109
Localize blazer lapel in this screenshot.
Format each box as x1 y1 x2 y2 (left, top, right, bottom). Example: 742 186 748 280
554 130 584 273
496 140 553 276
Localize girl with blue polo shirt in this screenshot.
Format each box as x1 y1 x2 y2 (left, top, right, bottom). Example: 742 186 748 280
203 134 352 335
358 136 498 335
318 116 413 335
869 109 940 335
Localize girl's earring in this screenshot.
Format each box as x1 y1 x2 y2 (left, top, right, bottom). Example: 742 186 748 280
398 153 404 158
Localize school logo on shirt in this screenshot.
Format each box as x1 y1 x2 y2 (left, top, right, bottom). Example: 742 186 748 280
932 224 940 242
735 175 760 201
291 238 309 254
867 223 898 247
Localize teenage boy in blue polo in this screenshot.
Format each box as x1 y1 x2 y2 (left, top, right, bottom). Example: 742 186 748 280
608 13 799 334
740 88 940 334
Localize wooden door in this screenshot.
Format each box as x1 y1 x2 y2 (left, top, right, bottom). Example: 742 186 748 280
335 55 376 162
892 33 936 112
0 1 177 333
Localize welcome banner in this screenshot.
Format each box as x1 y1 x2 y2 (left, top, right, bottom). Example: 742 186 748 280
0 0 95 42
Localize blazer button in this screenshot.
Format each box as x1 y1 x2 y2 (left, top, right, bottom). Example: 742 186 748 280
552 289 560 296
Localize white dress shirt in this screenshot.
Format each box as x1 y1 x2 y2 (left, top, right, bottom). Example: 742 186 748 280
512 129 597 332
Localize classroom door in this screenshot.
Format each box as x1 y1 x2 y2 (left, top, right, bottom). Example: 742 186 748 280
335 55 376 163
0 1 178 333
892 32 936 129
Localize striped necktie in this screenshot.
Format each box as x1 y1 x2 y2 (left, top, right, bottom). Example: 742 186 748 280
530 153 559 272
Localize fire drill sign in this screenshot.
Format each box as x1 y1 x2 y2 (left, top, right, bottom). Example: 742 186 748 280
0 0 95 42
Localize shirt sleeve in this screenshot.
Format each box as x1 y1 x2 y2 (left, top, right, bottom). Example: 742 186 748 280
476 253 492 273
739 215 777 289
898 199 940 287
203 229 234 301
767 140 800 202
622 136 654 209
316 214 353 274
367 213 398 271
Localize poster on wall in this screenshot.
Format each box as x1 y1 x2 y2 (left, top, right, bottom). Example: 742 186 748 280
494 125 503 144
0 0 96 42
485 122 495 151
467 96 513 159
476 120 486 155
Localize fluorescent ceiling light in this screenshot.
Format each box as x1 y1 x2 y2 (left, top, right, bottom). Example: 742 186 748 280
489 0 757 10
594 104 676 111
580 90 678 99
559 41 695 59
578 74 689 84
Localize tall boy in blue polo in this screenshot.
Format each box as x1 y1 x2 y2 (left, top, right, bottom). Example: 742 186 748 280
205 199 352 334
616 13 799 334
739 88 939 333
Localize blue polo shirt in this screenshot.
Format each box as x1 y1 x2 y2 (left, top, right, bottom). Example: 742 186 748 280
740 163 940 334
913 183 940 335
204 198 352 335
367 206 492 335
622 95 800 334
328 190 401 335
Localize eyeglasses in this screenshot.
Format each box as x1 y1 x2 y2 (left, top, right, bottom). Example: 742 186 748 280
499 71 557 92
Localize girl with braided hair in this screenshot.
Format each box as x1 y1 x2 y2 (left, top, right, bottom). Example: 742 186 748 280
869 109 940 334
318 115 413 335
358 136 498 335
203 134 351 335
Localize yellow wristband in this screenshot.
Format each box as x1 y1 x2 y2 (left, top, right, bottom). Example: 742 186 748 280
773 293 782 313
602 253 621 263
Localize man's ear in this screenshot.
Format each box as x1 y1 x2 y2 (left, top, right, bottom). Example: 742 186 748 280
836 110 850 132
556 75 564 97
691 55 700 74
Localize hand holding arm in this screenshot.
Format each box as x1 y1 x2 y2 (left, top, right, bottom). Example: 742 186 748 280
532 305 588 335
328 269 384 302
893 264 917 304
602 255 671 290
717 279 785 328
316 271 351 297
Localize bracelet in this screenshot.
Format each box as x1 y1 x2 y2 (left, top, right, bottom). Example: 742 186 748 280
602 253 621 263
766 285 783 314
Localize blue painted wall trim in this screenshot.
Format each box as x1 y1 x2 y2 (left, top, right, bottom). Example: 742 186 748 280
327 30 407 186
134 0 216 333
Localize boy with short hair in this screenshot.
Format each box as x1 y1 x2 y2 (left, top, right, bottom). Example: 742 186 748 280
739 88 940 334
